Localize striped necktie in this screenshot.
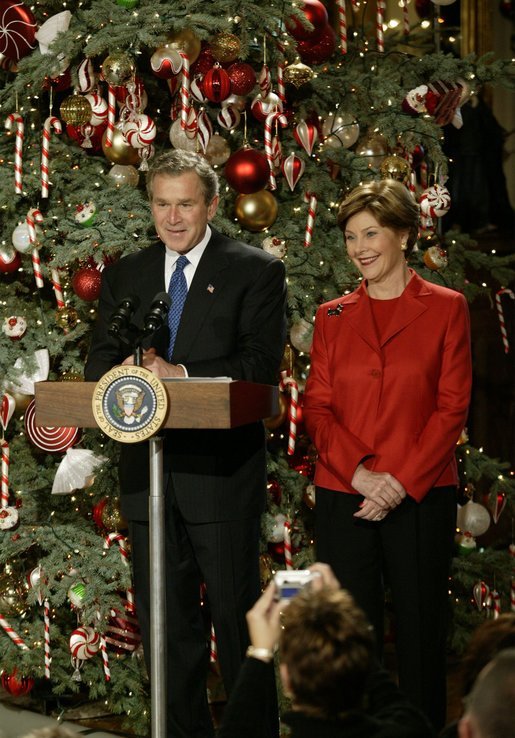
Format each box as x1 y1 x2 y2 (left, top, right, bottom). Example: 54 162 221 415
167 254 189 360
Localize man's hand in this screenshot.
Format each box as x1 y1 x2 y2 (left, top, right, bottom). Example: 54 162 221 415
122 348 186 378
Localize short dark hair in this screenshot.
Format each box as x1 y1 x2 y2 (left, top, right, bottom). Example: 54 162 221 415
460 614 515 696
146 150 219 204
337 179 420 256
463 648 515 738
280 587 375 717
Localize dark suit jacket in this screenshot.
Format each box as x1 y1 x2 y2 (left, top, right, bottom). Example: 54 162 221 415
85 227 287 522
304 271 472 502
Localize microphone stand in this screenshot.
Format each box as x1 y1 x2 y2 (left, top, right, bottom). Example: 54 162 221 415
114 318 167 738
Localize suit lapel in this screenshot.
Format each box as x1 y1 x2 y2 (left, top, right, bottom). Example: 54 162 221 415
172 232 230 358
344 284 381 355
379 271 430 346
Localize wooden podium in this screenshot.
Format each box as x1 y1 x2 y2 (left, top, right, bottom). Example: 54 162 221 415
35 378 278 738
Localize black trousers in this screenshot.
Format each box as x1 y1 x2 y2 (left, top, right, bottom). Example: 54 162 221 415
315 485 457 732
129 486 278 738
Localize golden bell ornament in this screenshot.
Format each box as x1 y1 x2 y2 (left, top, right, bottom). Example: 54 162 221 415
283 59 314 88
56 305 79 331
165 28 201 64
234 190 278 232
101 52 135 86
379 154 411 183
209 32 241 64
59 95 92 126
101 497 128 532
102 127 140 166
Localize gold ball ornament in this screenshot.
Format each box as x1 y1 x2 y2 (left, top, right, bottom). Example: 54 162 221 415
56 306 79 331
283 59 314 88
264 393 288 430
102 127 140 166
204 133 231 167
101 52 135 86
165 28 201 64
12 392 31 414
234 190 278 232
60 95 92 126
355 133 388 169
379 154 411 183
209 32 241 64
259 553 274 588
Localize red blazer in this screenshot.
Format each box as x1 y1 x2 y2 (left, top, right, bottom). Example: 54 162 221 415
303 271 472 503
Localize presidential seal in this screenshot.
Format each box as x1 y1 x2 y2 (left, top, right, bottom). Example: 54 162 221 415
92 365 168 443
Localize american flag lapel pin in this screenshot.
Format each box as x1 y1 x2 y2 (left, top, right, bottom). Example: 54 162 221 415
207 284 215 293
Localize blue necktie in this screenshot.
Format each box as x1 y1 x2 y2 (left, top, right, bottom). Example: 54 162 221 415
167 254 189 360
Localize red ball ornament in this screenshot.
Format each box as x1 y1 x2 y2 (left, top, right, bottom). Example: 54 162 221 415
0 247 21 273
226 62 256 96
191 44 217 77
268 541 285 561
415 0 432 18
224 147 270 194
203 64 232 103
66 122 106 153
1 669 34 697
43 68 72 92
72 265 102 301
286 0 329 41
0 0 37 61
297 24 337 65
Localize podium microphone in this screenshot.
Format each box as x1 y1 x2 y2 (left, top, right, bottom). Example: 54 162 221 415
107 295 140 337
143 292 171 334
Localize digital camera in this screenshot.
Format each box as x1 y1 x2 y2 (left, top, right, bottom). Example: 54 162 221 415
274 569 321 602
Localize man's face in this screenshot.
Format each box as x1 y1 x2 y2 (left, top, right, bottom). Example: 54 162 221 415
150 170 219 254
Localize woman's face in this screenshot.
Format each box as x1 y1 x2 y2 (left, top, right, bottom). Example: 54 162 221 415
344 210 407 289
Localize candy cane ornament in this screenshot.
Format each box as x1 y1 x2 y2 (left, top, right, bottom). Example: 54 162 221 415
41 116 62 198
4 112 24 194
264 111 287 190
44 599 51 678
104 532 135 613
303 192 318 249
179 52 191 131
376 1 385 52
336 0 347 54
51 269 65 308
209 623 217 663
26 208 44 288
277 62 286 106
279 371 299 455
402 0 409 36
1 440 9 508
283 520 293 570
495 288 515 354
105 85 116 147
0 614 29 650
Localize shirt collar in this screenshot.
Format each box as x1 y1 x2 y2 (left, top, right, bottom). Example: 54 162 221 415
166 225 211 270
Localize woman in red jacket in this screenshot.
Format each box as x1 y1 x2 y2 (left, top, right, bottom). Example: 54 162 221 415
303 179 472 731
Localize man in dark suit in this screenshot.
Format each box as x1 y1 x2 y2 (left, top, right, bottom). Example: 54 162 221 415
85 150 286 738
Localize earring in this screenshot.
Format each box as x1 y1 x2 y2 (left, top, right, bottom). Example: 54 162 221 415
401 241 407 251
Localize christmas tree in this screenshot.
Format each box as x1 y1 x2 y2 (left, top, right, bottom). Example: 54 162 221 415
0 0 514 730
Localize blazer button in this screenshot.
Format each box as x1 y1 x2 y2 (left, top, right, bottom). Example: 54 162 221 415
370 369 381 378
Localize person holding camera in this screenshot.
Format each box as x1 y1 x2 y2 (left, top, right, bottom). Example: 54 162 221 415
218 563 436 738
303 180 472 730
